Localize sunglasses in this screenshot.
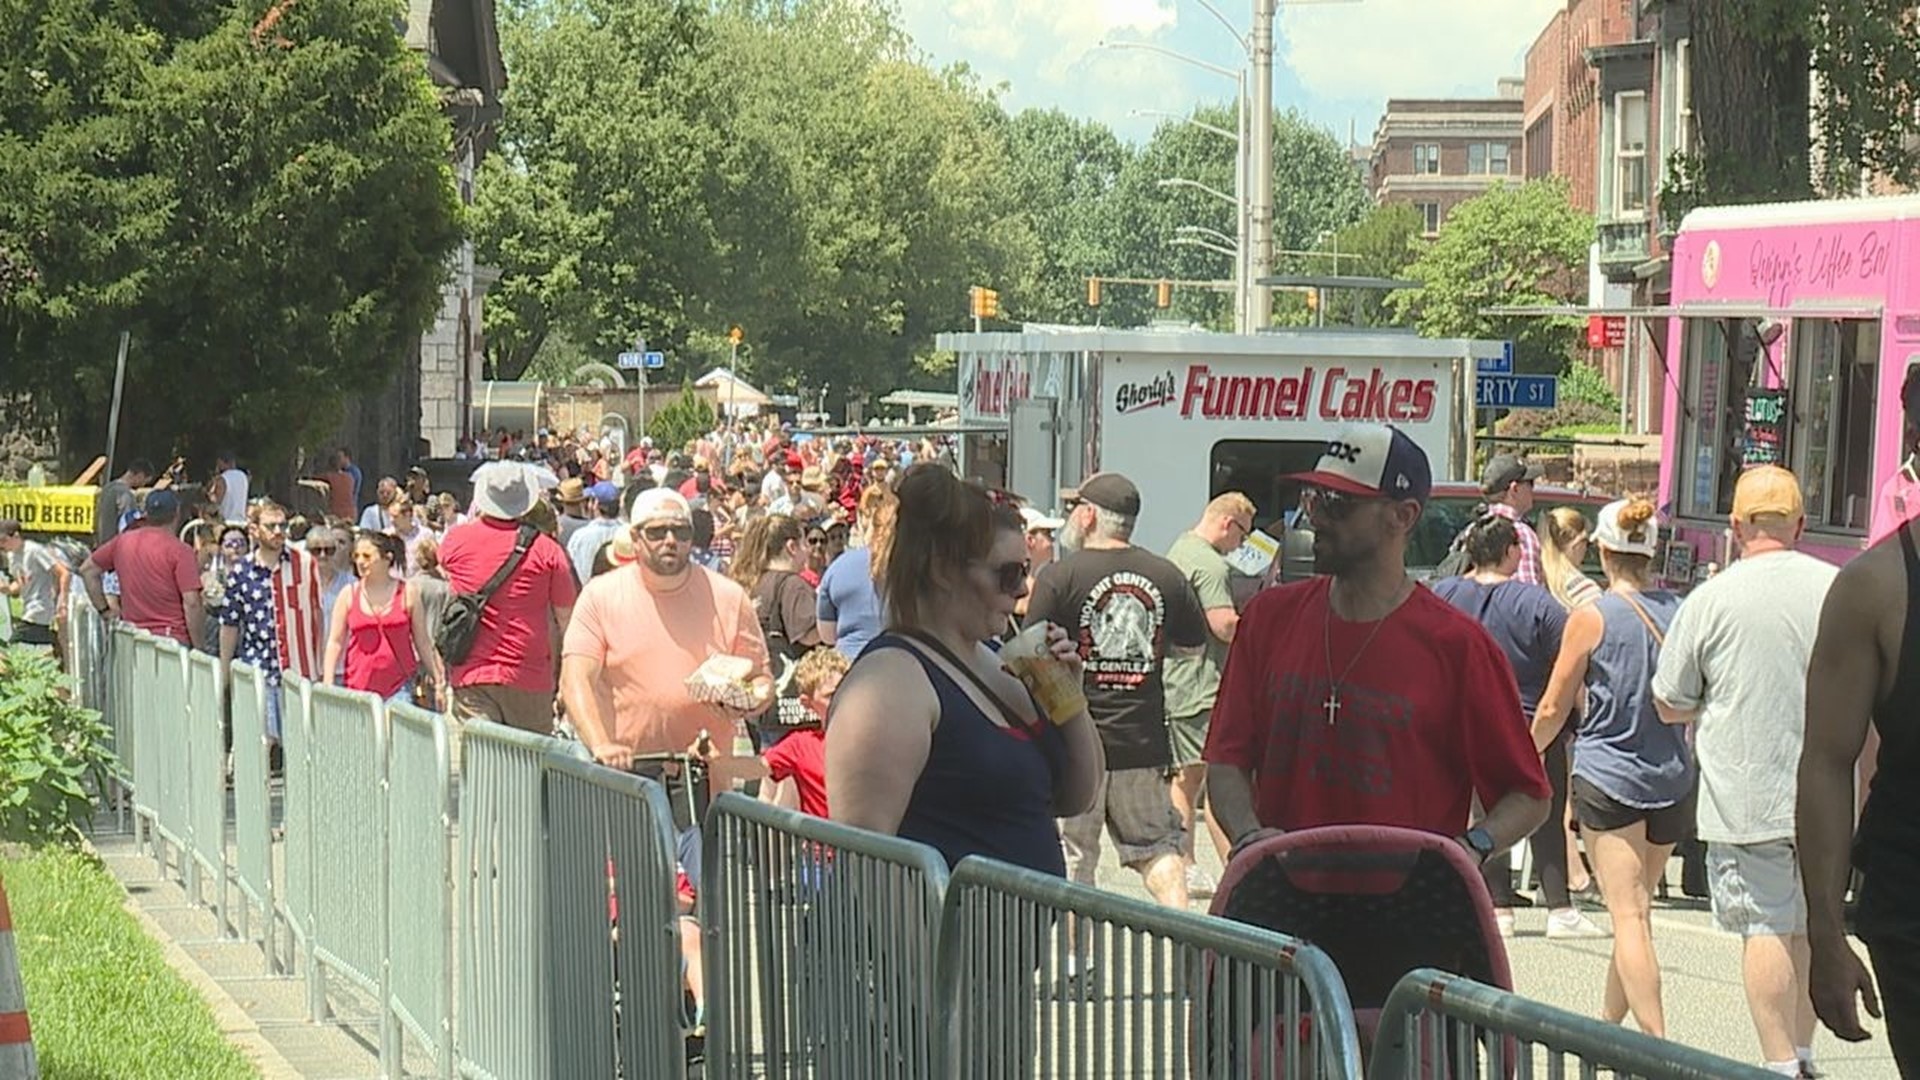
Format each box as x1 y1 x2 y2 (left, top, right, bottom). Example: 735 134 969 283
307 546 337 556
988 559 1030 595
260 521 288 533
221 538 250 550
641 523 693 543
1300 486 1385 522
807 536 828 547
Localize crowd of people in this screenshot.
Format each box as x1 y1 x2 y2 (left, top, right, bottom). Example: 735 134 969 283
11 398 1920 1076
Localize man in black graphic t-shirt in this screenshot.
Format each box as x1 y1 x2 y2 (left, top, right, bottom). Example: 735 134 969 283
1026 472 1208 909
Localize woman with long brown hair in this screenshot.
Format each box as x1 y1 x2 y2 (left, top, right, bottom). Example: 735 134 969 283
827 464 1102 873
323 530 444 707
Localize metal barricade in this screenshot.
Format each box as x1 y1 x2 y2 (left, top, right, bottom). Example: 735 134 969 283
103 625 140 824
388 702 456 1080
936 856 1364 1080
278 676 315 975
543 750 687 1080
1367 969 1779 1080
136 637 193 884
228 662 277 966
183 650 228 925
703 792 952 1080
458 720 567 1080
303 682 392 1061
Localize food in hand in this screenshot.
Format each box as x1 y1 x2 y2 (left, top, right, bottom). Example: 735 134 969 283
685 654 764 711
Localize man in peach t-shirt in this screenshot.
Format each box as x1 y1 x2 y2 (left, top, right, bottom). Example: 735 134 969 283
561 487 772 767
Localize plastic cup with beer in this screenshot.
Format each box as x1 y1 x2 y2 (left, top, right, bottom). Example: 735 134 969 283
1001 622 1088 726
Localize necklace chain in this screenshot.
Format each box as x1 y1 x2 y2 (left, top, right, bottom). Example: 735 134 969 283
1321 581 1404 725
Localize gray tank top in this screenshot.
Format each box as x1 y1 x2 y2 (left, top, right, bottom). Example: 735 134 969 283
1572 590 1695 809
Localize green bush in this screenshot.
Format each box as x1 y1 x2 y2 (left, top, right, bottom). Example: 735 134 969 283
0 645 116 847
1560 359 1621 413
646 382 716 455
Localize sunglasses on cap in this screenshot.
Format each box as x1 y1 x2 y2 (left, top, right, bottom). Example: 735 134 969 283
640 523 693 543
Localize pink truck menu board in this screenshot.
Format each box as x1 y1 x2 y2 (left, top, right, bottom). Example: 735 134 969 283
1740 388 1788 468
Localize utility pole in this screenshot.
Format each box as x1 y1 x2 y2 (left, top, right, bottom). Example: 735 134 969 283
1249 0 1275 331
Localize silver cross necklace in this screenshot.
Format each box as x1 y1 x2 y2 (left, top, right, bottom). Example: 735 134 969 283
1321 582 1404 725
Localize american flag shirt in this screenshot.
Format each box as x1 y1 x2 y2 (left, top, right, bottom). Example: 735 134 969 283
220 550 324 683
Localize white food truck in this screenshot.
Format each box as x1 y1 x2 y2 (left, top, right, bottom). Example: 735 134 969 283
936 328 1505 558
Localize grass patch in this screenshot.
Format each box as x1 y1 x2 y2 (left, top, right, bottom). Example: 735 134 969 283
2 846 258 1080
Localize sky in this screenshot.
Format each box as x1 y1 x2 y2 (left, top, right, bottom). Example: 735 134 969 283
893 0 1563 145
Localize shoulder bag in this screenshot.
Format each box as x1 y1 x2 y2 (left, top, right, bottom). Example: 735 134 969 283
435 524 538 665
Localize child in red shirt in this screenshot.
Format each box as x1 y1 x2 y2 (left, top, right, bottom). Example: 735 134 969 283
759 649 846 817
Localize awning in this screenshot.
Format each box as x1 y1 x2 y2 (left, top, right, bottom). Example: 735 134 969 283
1479 302 1886 320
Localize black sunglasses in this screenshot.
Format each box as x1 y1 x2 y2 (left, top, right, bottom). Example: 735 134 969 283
989 559 1030 595
307 545 337 556
640 523 693 543
1300 486 1386 522
807 535 828 547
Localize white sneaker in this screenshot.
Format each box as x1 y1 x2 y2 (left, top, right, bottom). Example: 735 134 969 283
1186 864 1217 898
1545 907 1609 939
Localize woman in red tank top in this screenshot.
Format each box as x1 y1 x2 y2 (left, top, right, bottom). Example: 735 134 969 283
322 531 445 707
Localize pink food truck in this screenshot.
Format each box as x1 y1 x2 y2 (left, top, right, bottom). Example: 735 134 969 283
1659 194 1920 578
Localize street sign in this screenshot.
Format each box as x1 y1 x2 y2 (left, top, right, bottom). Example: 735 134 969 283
1586 315 1627 348
617 352 644 370
1477 357 1513 374
643 350 666 369
1476 374 1559 410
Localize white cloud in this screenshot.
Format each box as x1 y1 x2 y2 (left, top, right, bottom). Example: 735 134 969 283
1278 0 1560 102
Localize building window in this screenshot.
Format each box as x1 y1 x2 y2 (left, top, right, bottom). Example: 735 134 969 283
1676 318 1765 518
1792 319 1880 531
1674 38 1693 156
1525 116 1554 179
1414 144 1441 174
1467 142 1512 175
1415 202 1442 236
1615 91 1649 215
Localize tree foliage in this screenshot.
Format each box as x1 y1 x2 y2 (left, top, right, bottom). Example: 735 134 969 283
648 381 716 453
0 0 464 471
1389 179 1593 374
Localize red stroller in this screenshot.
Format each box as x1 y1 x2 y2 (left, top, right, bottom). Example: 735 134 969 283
1211 825 1513 1060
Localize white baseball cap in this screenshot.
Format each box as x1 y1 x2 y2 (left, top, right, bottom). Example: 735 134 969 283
1593 499 1660 557
1287 424 1432 504
1020 506 1065 532
629 487 692 527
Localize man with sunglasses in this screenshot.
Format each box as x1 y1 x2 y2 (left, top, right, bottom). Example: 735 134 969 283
1205 425 1550 868
1025 472 1210 910
1480 453 1545 584
217 501 323 742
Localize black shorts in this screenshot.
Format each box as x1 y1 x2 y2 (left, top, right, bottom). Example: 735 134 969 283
1572 774 1695 846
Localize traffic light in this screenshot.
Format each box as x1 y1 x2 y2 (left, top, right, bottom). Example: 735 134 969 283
969 286 1001 320
1156 279 1172 309
1087 278 1102 307
728 325 744 346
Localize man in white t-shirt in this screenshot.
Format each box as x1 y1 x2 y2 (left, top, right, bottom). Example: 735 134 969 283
1653 465 1838 1078
211 452 251 522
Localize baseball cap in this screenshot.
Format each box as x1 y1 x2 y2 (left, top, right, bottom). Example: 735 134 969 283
1481 454 1545 495
1069 473 1142 517
588 480 619 503
1593 498 1660 557
1731 465 1804 522
1288 424 1432 504
1020 506 1066 532
629 487 693 526
143 488 180 519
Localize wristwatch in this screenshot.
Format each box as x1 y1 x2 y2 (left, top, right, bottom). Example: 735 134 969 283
1459 827 1496 863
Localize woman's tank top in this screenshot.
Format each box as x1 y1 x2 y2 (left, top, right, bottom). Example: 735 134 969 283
863 633 1066 876
345 581 416 699
1573 590 1694 809
1858 526 1920 936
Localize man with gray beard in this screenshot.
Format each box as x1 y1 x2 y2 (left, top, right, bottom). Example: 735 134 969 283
1024 472 1208 909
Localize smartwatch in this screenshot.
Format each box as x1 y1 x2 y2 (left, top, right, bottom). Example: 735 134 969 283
1460 827 1496 862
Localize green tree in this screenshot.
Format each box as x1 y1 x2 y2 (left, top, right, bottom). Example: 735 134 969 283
1388 179 1593 373
0 0 462 470
994 108 1132 325
647 381 715 452
1313 202 1422 328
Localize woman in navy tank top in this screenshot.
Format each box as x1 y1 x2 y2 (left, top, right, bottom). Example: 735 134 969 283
825 465 1104 874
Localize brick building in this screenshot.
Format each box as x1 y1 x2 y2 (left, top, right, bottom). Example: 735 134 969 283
1520 0 1637 213
1366 79 1527 235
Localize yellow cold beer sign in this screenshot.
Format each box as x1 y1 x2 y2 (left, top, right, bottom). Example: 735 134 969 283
0 486 97 534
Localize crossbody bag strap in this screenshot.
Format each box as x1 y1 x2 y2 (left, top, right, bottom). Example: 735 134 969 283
475 525 538 604
1619 592 1666 648
894 629 1036 733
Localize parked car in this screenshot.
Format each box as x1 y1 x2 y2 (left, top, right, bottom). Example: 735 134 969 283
1406 482 1609 579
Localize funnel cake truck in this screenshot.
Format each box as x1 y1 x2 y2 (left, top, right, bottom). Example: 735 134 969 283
937 329 1505 556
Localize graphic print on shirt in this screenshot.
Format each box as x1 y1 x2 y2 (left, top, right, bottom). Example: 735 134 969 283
1258 668 1414 798
1078 571 1166 691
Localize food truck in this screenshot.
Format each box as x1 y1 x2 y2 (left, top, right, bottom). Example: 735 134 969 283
935 328 1505 556
1658 194 1920 573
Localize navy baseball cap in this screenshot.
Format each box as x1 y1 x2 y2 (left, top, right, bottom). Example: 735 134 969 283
1287 424 1432 505
143 489 180 518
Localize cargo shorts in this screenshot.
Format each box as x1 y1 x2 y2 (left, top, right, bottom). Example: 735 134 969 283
1058 767 1187 885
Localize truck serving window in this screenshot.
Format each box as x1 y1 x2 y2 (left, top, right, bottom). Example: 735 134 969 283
1791 318 1879 532
1209 439 1325 581
1676 317 1766 518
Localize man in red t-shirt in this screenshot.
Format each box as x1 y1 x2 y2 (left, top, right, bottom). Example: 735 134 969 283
79 489 207 649
439 462 578 734
1205 424 1550 864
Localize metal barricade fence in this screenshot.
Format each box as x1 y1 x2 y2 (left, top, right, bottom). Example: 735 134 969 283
228 662 277 967
103 625 140 820
183 650 228 926
388 702 456 1080
543 750 687 1080
136 637 193 884
936 856 1364 1080
1367 969 1780 1080
278 677 316 975
703 792 952 1080
458 720 566 1080
302 682 393 1062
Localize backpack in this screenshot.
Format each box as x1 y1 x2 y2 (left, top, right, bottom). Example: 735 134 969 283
1432 513 1481 580
434 524 537 665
